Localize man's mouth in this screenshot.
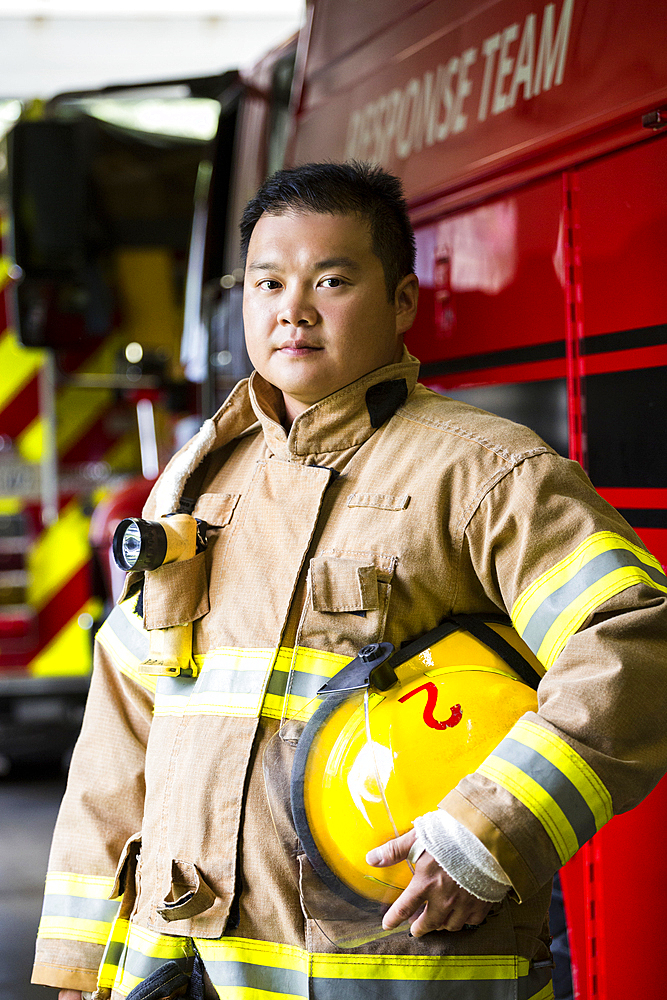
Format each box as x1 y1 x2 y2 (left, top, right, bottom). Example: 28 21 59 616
277 340 323 356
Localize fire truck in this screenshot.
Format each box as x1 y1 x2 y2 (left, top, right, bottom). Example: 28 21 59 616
0 80 233 768
2 0 666 994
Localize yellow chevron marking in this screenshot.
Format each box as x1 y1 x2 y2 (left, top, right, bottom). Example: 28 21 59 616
16 417 43 462
29 597 100 677
0 327 43 413
26 499 91 611
17 388 114 463
16 328 127 463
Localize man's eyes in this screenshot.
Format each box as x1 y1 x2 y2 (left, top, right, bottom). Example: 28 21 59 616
256 276 348 290
319 277 346 288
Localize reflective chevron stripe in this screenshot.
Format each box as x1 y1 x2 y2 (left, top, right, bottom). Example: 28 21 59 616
154 647 277 718
97 925 553 1000
97 918 193 995
96 593 156 695
512 531 667 668
478 719 612 865
262 645 348 720
98 590 349 718
152 645 349 720
37 871 120 948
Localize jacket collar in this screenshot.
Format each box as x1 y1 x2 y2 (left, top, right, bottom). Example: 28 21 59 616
248 349 420 461
150 350 420 515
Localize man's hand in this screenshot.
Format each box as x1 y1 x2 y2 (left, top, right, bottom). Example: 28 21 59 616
366 829 492 937
57 991 82 999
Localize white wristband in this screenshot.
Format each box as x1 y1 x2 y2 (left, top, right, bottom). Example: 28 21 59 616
412 810 511 903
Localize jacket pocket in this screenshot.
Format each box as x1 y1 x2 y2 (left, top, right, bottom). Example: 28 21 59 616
192 492 240 527
109 831 143 928
156 860 216 921
305 553 396 657
143 551 210 630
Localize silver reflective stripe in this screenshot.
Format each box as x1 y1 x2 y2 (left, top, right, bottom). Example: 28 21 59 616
157 668 269 699
266 668 330 701
205 959 309 996
104 600 149 661
204 963 519 1000
40 894 120 922
103 939 189 983
154 653 273 716
491 738 597 849
521 547 667 655
311 978 515 1000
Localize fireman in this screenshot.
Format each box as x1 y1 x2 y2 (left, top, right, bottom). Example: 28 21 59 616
36 163 667 1000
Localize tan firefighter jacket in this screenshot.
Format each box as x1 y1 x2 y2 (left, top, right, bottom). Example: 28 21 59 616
33 352 667 1000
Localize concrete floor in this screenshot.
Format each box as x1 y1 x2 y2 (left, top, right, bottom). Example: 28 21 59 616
0 766 67 999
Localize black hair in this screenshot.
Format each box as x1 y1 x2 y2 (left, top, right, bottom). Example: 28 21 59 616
239 161 416 301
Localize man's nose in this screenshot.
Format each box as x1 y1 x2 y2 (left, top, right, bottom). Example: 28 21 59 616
277 287 318 327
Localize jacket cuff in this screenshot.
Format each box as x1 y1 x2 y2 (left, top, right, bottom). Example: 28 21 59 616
31 961 99 991
412 808 511 901
438 787 542 902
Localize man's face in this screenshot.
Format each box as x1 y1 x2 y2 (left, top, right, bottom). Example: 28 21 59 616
243 210 418 422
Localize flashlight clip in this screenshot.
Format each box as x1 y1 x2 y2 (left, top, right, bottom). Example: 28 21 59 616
317 642 397 696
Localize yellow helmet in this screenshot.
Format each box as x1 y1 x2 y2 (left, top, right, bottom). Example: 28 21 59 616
290 616 542 910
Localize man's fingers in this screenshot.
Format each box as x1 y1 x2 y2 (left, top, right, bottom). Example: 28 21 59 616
410 896 492 938
382 881 427 930
366 829 416 868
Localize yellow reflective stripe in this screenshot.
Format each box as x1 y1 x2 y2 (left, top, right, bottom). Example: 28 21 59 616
478 756 577 864
512 531 667 668
312 952 529 981
197 936 309 971
277 646 348 677
513 532 662 630
511 720 612 829
152 646 349 720
262 645 349 721
37 915 112 945
198 935 529 979
98 917 192 993
154 647 276 719
97 626 156 694
44 871 116 898
539 564 665 669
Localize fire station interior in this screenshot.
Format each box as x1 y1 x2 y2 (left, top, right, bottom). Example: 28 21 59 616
1 9 667 997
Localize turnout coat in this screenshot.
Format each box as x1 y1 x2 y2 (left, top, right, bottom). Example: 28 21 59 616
33 353 667 999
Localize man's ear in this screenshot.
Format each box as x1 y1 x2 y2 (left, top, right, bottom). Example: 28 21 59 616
394 274 420 335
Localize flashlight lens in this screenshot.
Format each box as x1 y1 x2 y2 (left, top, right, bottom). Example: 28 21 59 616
112 517 168 571
121 522 142 569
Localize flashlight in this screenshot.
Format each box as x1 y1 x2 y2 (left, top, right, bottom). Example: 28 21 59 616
111 513 209 678
112 515 208 572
